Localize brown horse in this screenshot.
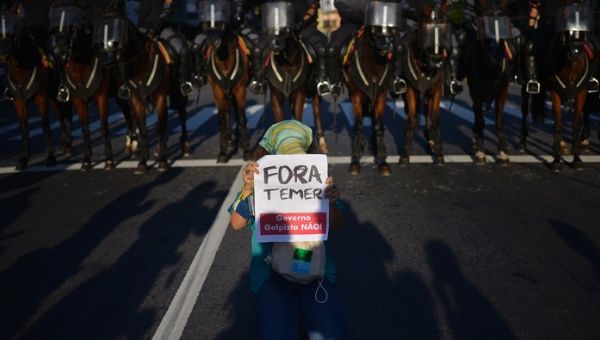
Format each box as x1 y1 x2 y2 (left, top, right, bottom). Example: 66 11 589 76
49 4 136 170
343 1 402 175
463 5 517 165
0 8 72 170
262 3 327 154
401 2 450 166
94 13 172 173
520 2 596 170
200 4 251 162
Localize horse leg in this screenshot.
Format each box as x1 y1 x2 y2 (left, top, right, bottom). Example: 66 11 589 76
292 91 305 122
131 97 149 174
400 88 418 166
550 92 563 171
174 91 190 158
34 92 56 166
571 91 586 170
56 101 73 156
349 93 364 175
73 98 93 170
155 93 169 171
373 92 390 175
233 85 251 160
581 107 591 152
312 95 327 154
430 88 444 165
213 85 231 163
495 86 510 165
472 96 486 164
518 89 530 152
271 90 285 122
117 98 137 158
96 91 114 169
14 99 30 170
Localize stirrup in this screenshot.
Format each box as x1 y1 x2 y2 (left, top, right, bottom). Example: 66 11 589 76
449 80 463 95
192 74 206 88
248 79 264 95
57 85 70 103
1 87 13 101
588 78 599 93
526 79 540 94
317 80 332 96
180 81 194 96
117 85 131 100
330 83 343 98
392 78 407 95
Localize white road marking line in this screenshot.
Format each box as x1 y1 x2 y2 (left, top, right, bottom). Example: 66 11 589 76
152 167 243 340
2 155 600 174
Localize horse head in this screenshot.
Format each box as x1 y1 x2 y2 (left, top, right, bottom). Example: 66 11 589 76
364 1 401 58
92 12 135 65
0 10 24 64
199 0 232 51
48 2 85 60
415 1 451 72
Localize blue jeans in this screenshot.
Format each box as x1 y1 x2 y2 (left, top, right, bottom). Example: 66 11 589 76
256 273 346 340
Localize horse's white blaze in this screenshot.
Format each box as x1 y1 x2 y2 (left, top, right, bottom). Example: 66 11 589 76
434 26 439 55
59 10 66 32
1 17 6 39
103 24 109 49
494 19 500 43
274 7 280 35
210 4 215 29
382 5 388 34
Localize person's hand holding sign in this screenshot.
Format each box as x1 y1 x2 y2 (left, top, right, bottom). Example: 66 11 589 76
324 176 343 230
242 161 260 195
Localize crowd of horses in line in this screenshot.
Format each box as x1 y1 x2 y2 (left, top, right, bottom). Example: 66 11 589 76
1 0 599 175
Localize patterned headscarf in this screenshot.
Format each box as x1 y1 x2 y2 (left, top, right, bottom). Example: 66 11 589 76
259 120 313 155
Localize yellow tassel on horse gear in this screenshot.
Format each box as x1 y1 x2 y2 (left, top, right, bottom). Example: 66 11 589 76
157 40 173 65
39 48 52 69
238 36 251 56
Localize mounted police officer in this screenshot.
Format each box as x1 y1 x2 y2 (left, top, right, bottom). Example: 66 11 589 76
243 0 330 96
328 0 409 97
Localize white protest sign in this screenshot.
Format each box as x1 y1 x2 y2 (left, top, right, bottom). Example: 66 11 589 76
254 154 329 243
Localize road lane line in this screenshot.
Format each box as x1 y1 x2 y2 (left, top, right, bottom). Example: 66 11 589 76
152 167 243 340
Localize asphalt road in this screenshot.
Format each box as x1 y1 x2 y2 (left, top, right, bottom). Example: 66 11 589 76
1 85 600 339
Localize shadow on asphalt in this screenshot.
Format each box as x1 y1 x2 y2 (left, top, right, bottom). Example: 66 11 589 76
550 220 600 282
426 240 517 340
0 168 230 339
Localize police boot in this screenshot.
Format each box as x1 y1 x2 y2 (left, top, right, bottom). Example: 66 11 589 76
248 47 265 95
446 52 463 96
57 83 70 103
525 56 540 94
316 46 332 96
588 77 599 93
191 44 207 88
178 51 194 96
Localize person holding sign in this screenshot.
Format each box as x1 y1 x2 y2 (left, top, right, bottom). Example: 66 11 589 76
229 120 345 340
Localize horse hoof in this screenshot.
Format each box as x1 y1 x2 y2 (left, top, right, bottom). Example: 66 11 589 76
433 156 445 166
134 164 148 175
549 161 563 172
183 143 191 158
81 161 92 171
560 141 569 155
474 151 486 165
378 163 391 176
319 144 329 154
153 148 160 157
157 161 169 172
217 153 229 163
60 146 73 157
349 163 361 176
104 160 115 170
15 160 27 171
517 142 527 153
496 158 510 167
46 155 57 167
571 160 584 170
399 157 410 167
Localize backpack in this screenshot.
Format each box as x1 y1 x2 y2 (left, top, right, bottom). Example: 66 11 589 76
267 241 326 284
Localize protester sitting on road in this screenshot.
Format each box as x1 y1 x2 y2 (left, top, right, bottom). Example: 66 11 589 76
229 120 346 340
